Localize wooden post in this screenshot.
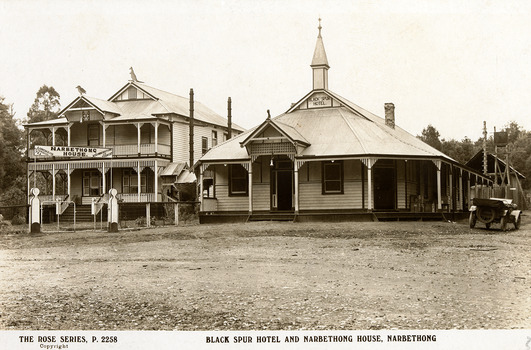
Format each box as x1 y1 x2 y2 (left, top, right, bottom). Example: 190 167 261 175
52 165 56 201
174 203 179 226
458 169 463 211
294 166 299 214
449 165 453 211
367 160 373 210
154 122 158 155
199 167 204 211
436 162 442 211
137 161 141 202
154 160 158 202
248 162 253 214
146 203 151 227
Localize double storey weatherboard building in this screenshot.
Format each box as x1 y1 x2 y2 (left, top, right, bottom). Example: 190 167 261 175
25 78 243 219
196 23 493 223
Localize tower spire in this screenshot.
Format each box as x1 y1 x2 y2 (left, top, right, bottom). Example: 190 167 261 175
311 18 329 90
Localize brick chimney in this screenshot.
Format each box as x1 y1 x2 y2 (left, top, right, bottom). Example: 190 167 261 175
384 103 395 129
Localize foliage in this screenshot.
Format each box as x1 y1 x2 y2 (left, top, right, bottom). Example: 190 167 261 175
26 85 61 146
418 121 531 189
0 97 25 203
26 85 61 124
417 125 442 151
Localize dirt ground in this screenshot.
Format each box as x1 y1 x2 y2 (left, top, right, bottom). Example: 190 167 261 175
0 217 529 330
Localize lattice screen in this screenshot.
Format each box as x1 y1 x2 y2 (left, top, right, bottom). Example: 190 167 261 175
250 142 296 155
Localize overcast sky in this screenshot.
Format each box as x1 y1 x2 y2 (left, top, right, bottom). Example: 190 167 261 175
1 0 530 141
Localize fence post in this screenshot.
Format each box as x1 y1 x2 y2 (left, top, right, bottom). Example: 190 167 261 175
174 203 179 226
29 188 41 233
108 188 119 232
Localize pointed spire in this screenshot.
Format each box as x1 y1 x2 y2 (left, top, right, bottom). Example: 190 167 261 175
311 18 329 68
311 18 329 90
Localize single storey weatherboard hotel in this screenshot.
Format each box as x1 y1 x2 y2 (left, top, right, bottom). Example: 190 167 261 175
196 21 493 223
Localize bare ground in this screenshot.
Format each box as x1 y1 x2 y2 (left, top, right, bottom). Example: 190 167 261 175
0 218 529 330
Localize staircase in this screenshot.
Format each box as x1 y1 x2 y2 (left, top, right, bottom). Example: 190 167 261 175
248 212 295 222
61 205 106 223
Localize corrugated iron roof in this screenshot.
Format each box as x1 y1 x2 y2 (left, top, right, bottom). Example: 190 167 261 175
83 96 122 115
131 83 245 131
26 81 241 131
160 162 187 177
200 91 454 163
24 117 68 127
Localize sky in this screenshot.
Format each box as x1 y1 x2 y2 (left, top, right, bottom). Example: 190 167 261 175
1 0 530 141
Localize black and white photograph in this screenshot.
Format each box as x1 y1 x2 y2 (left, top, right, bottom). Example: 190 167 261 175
0 0 530 349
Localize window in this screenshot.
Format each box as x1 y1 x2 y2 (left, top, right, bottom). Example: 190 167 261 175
229 164 248 196
202 170 215 198
212 130 218 147
322 161 343 194
87 124 99 146
202 137 208 155
127 86 137 100
122 169 153 194
223 133 228 142
82 171 102 196
140 124 151 144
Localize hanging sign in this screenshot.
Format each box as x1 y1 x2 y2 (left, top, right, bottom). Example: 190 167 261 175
34 145 113 158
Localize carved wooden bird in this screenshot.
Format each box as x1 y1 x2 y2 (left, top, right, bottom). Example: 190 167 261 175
129 67 138 82
76 85 86 95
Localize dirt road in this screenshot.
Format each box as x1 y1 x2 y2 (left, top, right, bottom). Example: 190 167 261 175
0 220 529 330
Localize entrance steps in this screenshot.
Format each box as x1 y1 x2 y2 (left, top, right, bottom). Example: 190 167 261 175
61 205 107 223
247 213 295 222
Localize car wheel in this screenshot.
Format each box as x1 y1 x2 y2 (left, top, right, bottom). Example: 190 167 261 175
469 212 476 228
500 216 508 232
514 215 521 230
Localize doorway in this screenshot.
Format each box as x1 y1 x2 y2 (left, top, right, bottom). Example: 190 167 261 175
271 159 293 211
373 166 396 210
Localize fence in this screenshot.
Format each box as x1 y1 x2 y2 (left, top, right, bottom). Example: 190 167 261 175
118 201 199 229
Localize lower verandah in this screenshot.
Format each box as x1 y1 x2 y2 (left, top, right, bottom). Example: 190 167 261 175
200 157 491 215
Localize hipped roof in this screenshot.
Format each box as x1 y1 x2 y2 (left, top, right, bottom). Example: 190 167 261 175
200 90 455 163
26 81 243 131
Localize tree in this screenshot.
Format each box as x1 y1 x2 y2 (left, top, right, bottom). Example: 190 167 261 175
418 124 442 151
0 96 26 217
26 85 61 123
504 121 523 144
26 85 61 146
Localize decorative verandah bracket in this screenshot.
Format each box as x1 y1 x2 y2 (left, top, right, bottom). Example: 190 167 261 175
295 160 306 171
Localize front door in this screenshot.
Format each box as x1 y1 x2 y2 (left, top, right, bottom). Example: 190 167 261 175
373 166 396 210
271 159 293 211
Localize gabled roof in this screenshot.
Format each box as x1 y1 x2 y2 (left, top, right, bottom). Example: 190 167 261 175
57 95 122 118
240 117 310 148
466 151 525 179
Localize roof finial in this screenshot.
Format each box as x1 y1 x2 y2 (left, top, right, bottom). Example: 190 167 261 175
267 109 271 119
318 17 322 37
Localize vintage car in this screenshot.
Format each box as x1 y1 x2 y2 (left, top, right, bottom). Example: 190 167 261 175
469 197 521 231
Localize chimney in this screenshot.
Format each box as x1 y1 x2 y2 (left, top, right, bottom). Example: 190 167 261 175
227 97 232 140
189 88 194 168
384 103 395 129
